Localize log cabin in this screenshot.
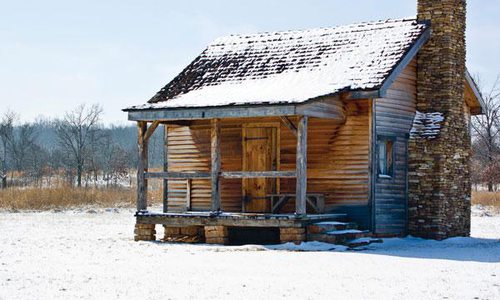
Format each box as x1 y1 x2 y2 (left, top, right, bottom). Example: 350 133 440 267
123 0 485 245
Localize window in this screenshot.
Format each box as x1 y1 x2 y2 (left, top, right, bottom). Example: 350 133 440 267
377 137 394 177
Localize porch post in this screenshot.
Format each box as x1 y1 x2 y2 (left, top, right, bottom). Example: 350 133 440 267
137 121 148 211
211 119 221 212
295 116 308 215
163 124 168 213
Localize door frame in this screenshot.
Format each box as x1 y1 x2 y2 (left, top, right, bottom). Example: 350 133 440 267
241 122 281 212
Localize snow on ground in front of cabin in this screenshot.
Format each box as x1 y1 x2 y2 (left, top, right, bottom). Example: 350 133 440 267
0 206 499 300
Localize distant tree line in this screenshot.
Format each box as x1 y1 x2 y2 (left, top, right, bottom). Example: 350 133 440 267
0 104 164 189
1 76 499 191
472 76 500 191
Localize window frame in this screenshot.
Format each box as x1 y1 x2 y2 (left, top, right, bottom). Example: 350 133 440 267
376 135 396 179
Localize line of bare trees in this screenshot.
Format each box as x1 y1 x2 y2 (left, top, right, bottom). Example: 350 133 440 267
0 104 166 189
1 78 498 191
472 76 500 191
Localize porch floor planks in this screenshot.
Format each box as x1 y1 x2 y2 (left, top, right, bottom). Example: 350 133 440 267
136 212 346 228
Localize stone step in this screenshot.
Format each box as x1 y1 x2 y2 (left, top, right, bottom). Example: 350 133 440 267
307 221 358 234
345 237 383 249
307 229 373 245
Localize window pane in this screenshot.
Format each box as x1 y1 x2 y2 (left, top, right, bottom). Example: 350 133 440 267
378 138 394 177
378 142 386 175
386 140 393 175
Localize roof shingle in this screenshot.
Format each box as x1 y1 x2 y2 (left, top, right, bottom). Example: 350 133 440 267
128 18 428 110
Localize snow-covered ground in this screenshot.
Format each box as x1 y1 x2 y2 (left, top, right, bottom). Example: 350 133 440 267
0 207 498 300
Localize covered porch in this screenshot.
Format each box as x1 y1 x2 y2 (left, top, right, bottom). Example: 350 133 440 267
128 96 372 244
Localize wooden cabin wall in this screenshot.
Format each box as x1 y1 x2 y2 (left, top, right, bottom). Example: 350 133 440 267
166 123 242 212
165 102 370 222
324 102 371 228
373 59 417 235
279 103 371 228
166 125 208 212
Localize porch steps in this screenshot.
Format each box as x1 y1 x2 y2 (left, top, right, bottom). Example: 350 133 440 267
307 221 359 233
345 237 384 249
306 222 383 249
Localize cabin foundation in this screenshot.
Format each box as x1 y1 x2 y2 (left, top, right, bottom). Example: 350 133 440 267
134 223 156 241
279 228 306 244
204 226 229 245
136 212 346 244
164 225 205 243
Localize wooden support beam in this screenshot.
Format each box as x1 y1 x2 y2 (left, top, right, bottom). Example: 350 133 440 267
185 179 191 212
145 172 211 179
136 212 346 228
295 116 308 215
211 119 221 212
220 171 296 179
137 121 148 211
163 124 168 213
280 116 297 137
127 105 297 121
144 120 160 142
159 120 192 127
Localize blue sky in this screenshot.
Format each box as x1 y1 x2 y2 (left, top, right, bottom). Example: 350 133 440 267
1 0 499 125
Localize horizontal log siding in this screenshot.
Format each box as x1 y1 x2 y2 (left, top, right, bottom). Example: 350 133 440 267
374 59 417 235
165 101 370 221
279 108 370 224
166 124 242 212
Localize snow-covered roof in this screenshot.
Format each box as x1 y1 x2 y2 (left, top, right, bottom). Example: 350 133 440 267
127 18 429 110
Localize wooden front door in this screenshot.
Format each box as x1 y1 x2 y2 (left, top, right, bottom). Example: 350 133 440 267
242 126 278 213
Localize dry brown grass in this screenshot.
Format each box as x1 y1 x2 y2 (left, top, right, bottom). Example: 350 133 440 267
0 187 141 210
472 191 500 209
2 187 499 212
0 181 169 211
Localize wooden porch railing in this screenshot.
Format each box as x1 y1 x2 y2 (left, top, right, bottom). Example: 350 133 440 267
136 116 309 215
144 171 296 179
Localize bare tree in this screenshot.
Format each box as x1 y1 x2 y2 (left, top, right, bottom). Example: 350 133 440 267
23 143 50 187
99 133 130 186
0 111 15 189
472 75 500 191
10 123 37 174
55 104 103 187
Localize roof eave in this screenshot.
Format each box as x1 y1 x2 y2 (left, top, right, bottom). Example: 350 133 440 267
343 21 431 101
344 89 382 100
126 103 298 121
377 22 431 98
465 69 486 114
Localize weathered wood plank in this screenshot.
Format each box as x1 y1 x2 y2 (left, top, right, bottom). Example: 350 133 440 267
280 116 297 136
221 171 296 179
127 105 297 121
163 124 168 213
373 59 417 235
296 96 347 121
136 212 346 228
144 120 160 142
211 118 221 212
145 172 211 179
270 193 324 214
295 116 308 215
137 121 148 211
185 179 192 211
369 98 376 232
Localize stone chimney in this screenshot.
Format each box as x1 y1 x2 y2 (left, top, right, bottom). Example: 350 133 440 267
408 0 471 239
